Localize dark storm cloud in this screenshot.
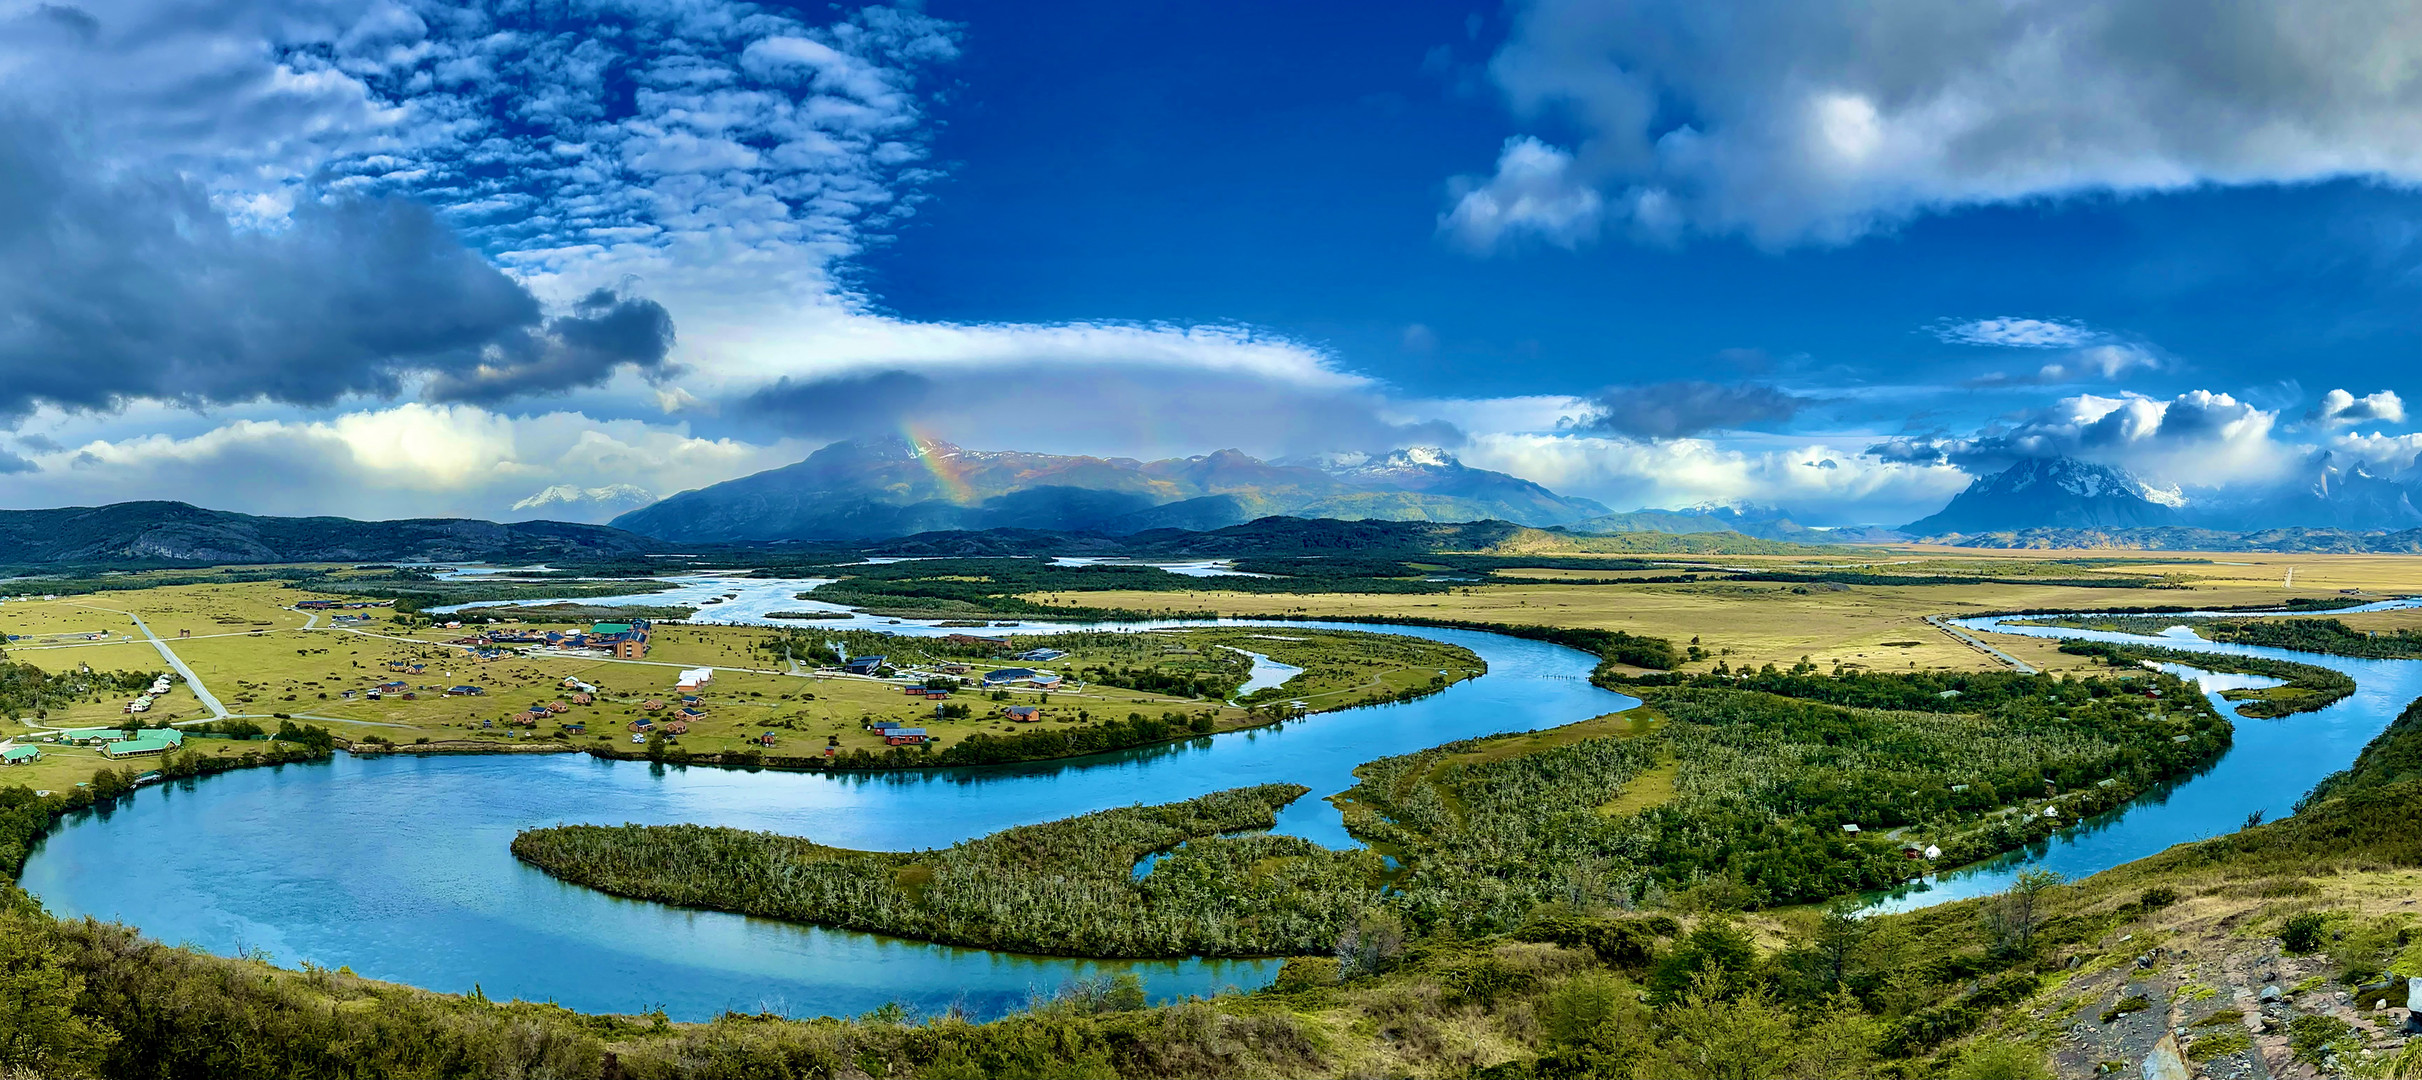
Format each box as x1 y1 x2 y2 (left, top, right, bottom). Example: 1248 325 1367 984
1571 381 1810 439
734 370 938 436
0 111 675 420
422 289 678 404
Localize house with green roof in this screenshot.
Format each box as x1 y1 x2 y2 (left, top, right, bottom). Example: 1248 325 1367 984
103 729 184 759
1 745 40 765
51 726 137 745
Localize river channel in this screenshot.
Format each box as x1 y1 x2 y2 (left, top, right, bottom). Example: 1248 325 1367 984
1867 603 2422 911
20 578 1638 1021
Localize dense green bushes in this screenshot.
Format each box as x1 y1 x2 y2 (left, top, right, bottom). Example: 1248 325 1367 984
2302 692 2422 807
1351 670 2226 921
513 784 1381 958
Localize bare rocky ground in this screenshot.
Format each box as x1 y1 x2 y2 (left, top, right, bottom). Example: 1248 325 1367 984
2020 868 2422 1080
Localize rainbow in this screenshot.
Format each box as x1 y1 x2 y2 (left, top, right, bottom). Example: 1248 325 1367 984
904 424 978 504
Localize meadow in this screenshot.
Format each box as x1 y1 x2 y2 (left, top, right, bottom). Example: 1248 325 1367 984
2 580 1486 782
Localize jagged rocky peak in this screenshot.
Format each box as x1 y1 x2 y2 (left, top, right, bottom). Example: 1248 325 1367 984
1905 456 2182 535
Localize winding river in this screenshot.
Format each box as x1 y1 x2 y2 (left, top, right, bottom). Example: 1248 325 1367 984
20 579 1637 1021
22 577 2418 1018
1867 603 2422 911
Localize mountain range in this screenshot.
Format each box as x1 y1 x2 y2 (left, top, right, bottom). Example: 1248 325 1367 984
1902 453 2422 541
0 502 659 566
608 436 1611 542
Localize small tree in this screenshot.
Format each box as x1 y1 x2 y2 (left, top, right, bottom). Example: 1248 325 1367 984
1812 898 1870 991
1986 868 2065 955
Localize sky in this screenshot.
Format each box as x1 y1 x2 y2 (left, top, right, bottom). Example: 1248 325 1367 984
5 0 2422 527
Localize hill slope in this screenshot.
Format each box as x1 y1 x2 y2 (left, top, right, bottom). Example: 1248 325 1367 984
0 501 660 566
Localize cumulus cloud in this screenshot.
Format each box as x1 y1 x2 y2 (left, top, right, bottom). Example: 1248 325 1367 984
1440 137 1606 251
1462 431 1969 525
1567 382 1811 439
2308 388 2406 427
1462 0 2422 247
1865 389 2293 487
0 449 33 475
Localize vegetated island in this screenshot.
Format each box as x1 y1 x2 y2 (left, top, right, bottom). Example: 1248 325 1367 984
517 662 2240 967
2015 612 2422 660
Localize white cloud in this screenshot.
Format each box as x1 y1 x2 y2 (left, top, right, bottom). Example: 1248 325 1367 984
1461 431 1970 524
2309 388 2406 427
1936 317 2103 349
1868 389 2297 488
2329 429 2422 472
1440 136 1606 251
2068 344 2161 379
1470 0 2422 247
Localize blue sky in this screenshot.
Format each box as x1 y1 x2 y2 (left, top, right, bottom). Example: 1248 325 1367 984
3 0 2422 527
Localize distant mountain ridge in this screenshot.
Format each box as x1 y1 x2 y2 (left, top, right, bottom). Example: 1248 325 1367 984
1904 457 2182 536
1903 453 2422 540
0 502 660 566
609 436 1611 542
1568 504 1905 544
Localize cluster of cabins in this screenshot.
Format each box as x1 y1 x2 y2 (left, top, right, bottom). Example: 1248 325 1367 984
354 680 417 701
123 674 175 714
630 686 707 741
478 621 651 659
867 720 929 745
980 667 1062 689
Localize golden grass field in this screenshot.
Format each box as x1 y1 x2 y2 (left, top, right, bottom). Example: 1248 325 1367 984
1 581 1479 786
1035 548 2422 675
6 549 2421 793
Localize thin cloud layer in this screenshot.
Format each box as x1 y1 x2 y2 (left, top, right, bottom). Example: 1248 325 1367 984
1936 318 2103 349
1569 382 1811 440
